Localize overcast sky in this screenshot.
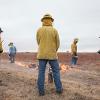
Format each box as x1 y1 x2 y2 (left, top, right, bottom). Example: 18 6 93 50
0 0 100 52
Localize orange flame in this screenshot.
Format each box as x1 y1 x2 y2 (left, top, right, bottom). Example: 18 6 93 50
60 64 81 72
15 62 28 67
60 64 72 72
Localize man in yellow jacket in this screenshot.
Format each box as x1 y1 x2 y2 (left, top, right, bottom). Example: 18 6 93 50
71 38 79 67
36 14 63 96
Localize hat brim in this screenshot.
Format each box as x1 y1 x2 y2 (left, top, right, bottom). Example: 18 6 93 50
41 17 54 22
74 40 78 42
8 43 13 46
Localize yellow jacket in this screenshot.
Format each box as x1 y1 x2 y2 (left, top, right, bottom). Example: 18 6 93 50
71 43 77 56
36 26 60 59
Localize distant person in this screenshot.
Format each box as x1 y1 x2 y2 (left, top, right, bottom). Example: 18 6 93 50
8 42 17 63
97 50 100 54
36 14 63 96
98 37 100 54
0 28 3 62
71 38 79 67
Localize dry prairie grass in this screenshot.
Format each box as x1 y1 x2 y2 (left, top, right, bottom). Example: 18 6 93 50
0 53 100 100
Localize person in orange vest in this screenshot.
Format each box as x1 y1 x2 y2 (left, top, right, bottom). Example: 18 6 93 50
71 38 79 67
36 14 63 96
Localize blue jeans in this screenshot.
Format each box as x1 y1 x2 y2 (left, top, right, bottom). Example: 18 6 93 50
71 56 78 65
9 53 16 63
37 59 62 93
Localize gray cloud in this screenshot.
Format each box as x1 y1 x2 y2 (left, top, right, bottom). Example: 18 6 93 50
0 0 100 52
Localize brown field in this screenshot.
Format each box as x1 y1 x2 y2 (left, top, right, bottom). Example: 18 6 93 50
0 52 100 100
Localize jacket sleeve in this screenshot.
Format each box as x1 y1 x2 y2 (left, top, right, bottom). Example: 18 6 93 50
36 29 40 45
0 42 2 49
55 29 60 51
15 47 17 53
0 38 3 50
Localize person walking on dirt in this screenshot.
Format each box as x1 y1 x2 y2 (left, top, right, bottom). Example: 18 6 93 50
36 14 63 96
8 42 16 63
71 38 79 67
